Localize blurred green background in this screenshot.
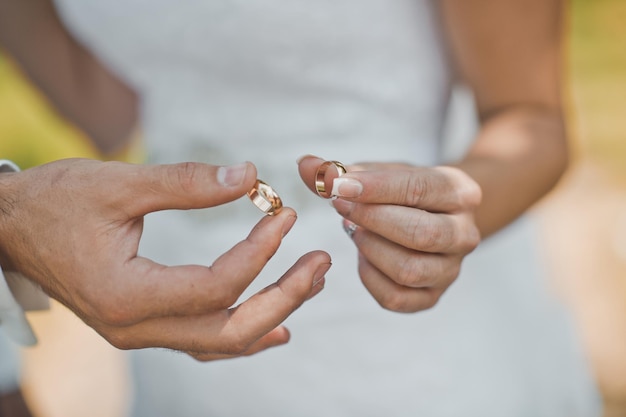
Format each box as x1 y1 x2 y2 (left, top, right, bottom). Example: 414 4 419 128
1 0 625 178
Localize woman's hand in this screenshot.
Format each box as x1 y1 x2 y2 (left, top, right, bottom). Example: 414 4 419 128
299 156 480 312
0 158 331 360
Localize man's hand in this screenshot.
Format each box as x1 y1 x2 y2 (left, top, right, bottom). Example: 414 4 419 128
0 158 331 360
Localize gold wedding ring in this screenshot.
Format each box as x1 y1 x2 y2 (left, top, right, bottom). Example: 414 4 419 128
315 160 347 199
248 179 283 216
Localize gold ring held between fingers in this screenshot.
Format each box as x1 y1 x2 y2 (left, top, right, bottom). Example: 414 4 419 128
248 179 283 216
315 160 347 199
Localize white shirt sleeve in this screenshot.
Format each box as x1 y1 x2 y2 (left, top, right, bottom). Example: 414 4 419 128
0 268 41 346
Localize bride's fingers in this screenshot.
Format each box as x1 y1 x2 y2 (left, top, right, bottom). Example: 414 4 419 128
332 167 481 213
357 254 443 313
297 157 480 215
297 155 327 195
333 200 465 253
349 225 460 289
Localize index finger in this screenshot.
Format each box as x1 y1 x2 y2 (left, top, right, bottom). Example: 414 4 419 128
298 156 480 212
339 167 481 213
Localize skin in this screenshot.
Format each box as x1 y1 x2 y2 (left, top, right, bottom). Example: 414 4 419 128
298 158 481 312
0 0 565 351
296 0 567 313
0 0 331 360
0 159 331 360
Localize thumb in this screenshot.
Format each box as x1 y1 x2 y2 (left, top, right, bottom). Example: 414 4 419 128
117 161 258 217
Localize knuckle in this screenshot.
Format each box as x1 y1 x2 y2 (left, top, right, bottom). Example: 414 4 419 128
396 257 428 287
88 295 138 327
248 221 282 255
420 291 441 310
453 221 481 254
169 162 201 195
222 337 251 356
100 308 136 327
378 289 441 313
215 325 254 355
434 166 482 210
463 225 482 252
409 216 447 252
403 174 428 207
451 170 482 209
354 208 376 233
214 289 241 310
377 291 412 312
378 291 420 313
445 261 462 283
103 330 135 350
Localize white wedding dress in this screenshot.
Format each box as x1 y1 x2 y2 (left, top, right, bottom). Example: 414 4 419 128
53 1 600 416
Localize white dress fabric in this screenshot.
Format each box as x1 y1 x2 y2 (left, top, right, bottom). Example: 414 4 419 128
53 1 601 416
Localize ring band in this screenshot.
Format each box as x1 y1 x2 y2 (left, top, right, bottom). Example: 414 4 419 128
315 160 347 199
248 179 283 216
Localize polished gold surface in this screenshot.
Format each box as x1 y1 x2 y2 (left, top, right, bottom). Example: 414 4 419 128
315 160 347 199
247 179 283 216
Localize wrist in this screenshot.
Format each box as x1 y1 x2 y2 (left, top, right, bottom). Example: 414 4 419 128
0 160 49 346
0 160 21 272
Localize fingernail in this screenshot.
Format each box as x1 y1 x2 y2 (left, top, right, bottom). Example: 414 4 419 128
313 262 332 287
306 278 325 300
343 220 358 239
282 214 297 237
332 177 363 198
217 163 248 187
296 154 315 164
332 198 355 215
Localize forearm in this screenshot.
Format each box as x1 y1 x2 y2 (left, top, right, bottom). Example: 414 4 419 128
454 106 568 238
0 0 138 155
439 0 566 238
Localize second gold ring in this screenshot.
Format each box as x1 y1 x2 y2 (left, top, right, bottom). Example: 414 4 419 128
315 160 347 199
248 179 283 216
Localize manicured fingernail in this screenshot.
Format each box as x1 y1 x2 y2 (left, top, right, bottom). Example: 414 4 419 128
332 198 355 214
217 163 248 187
332 177 362 198
282 214 297 237
343 220 358 238
313 262 332 287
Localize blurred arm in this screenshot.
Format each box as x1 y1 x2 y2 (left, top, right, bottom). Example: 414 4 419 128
440 0 567 237
0 0 138 155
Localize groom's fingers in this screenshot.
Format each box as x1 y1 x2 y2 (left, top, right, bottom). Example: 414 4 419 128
113 160 258 217
96 251 331 353
86 209 299 324
186 327 292 361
